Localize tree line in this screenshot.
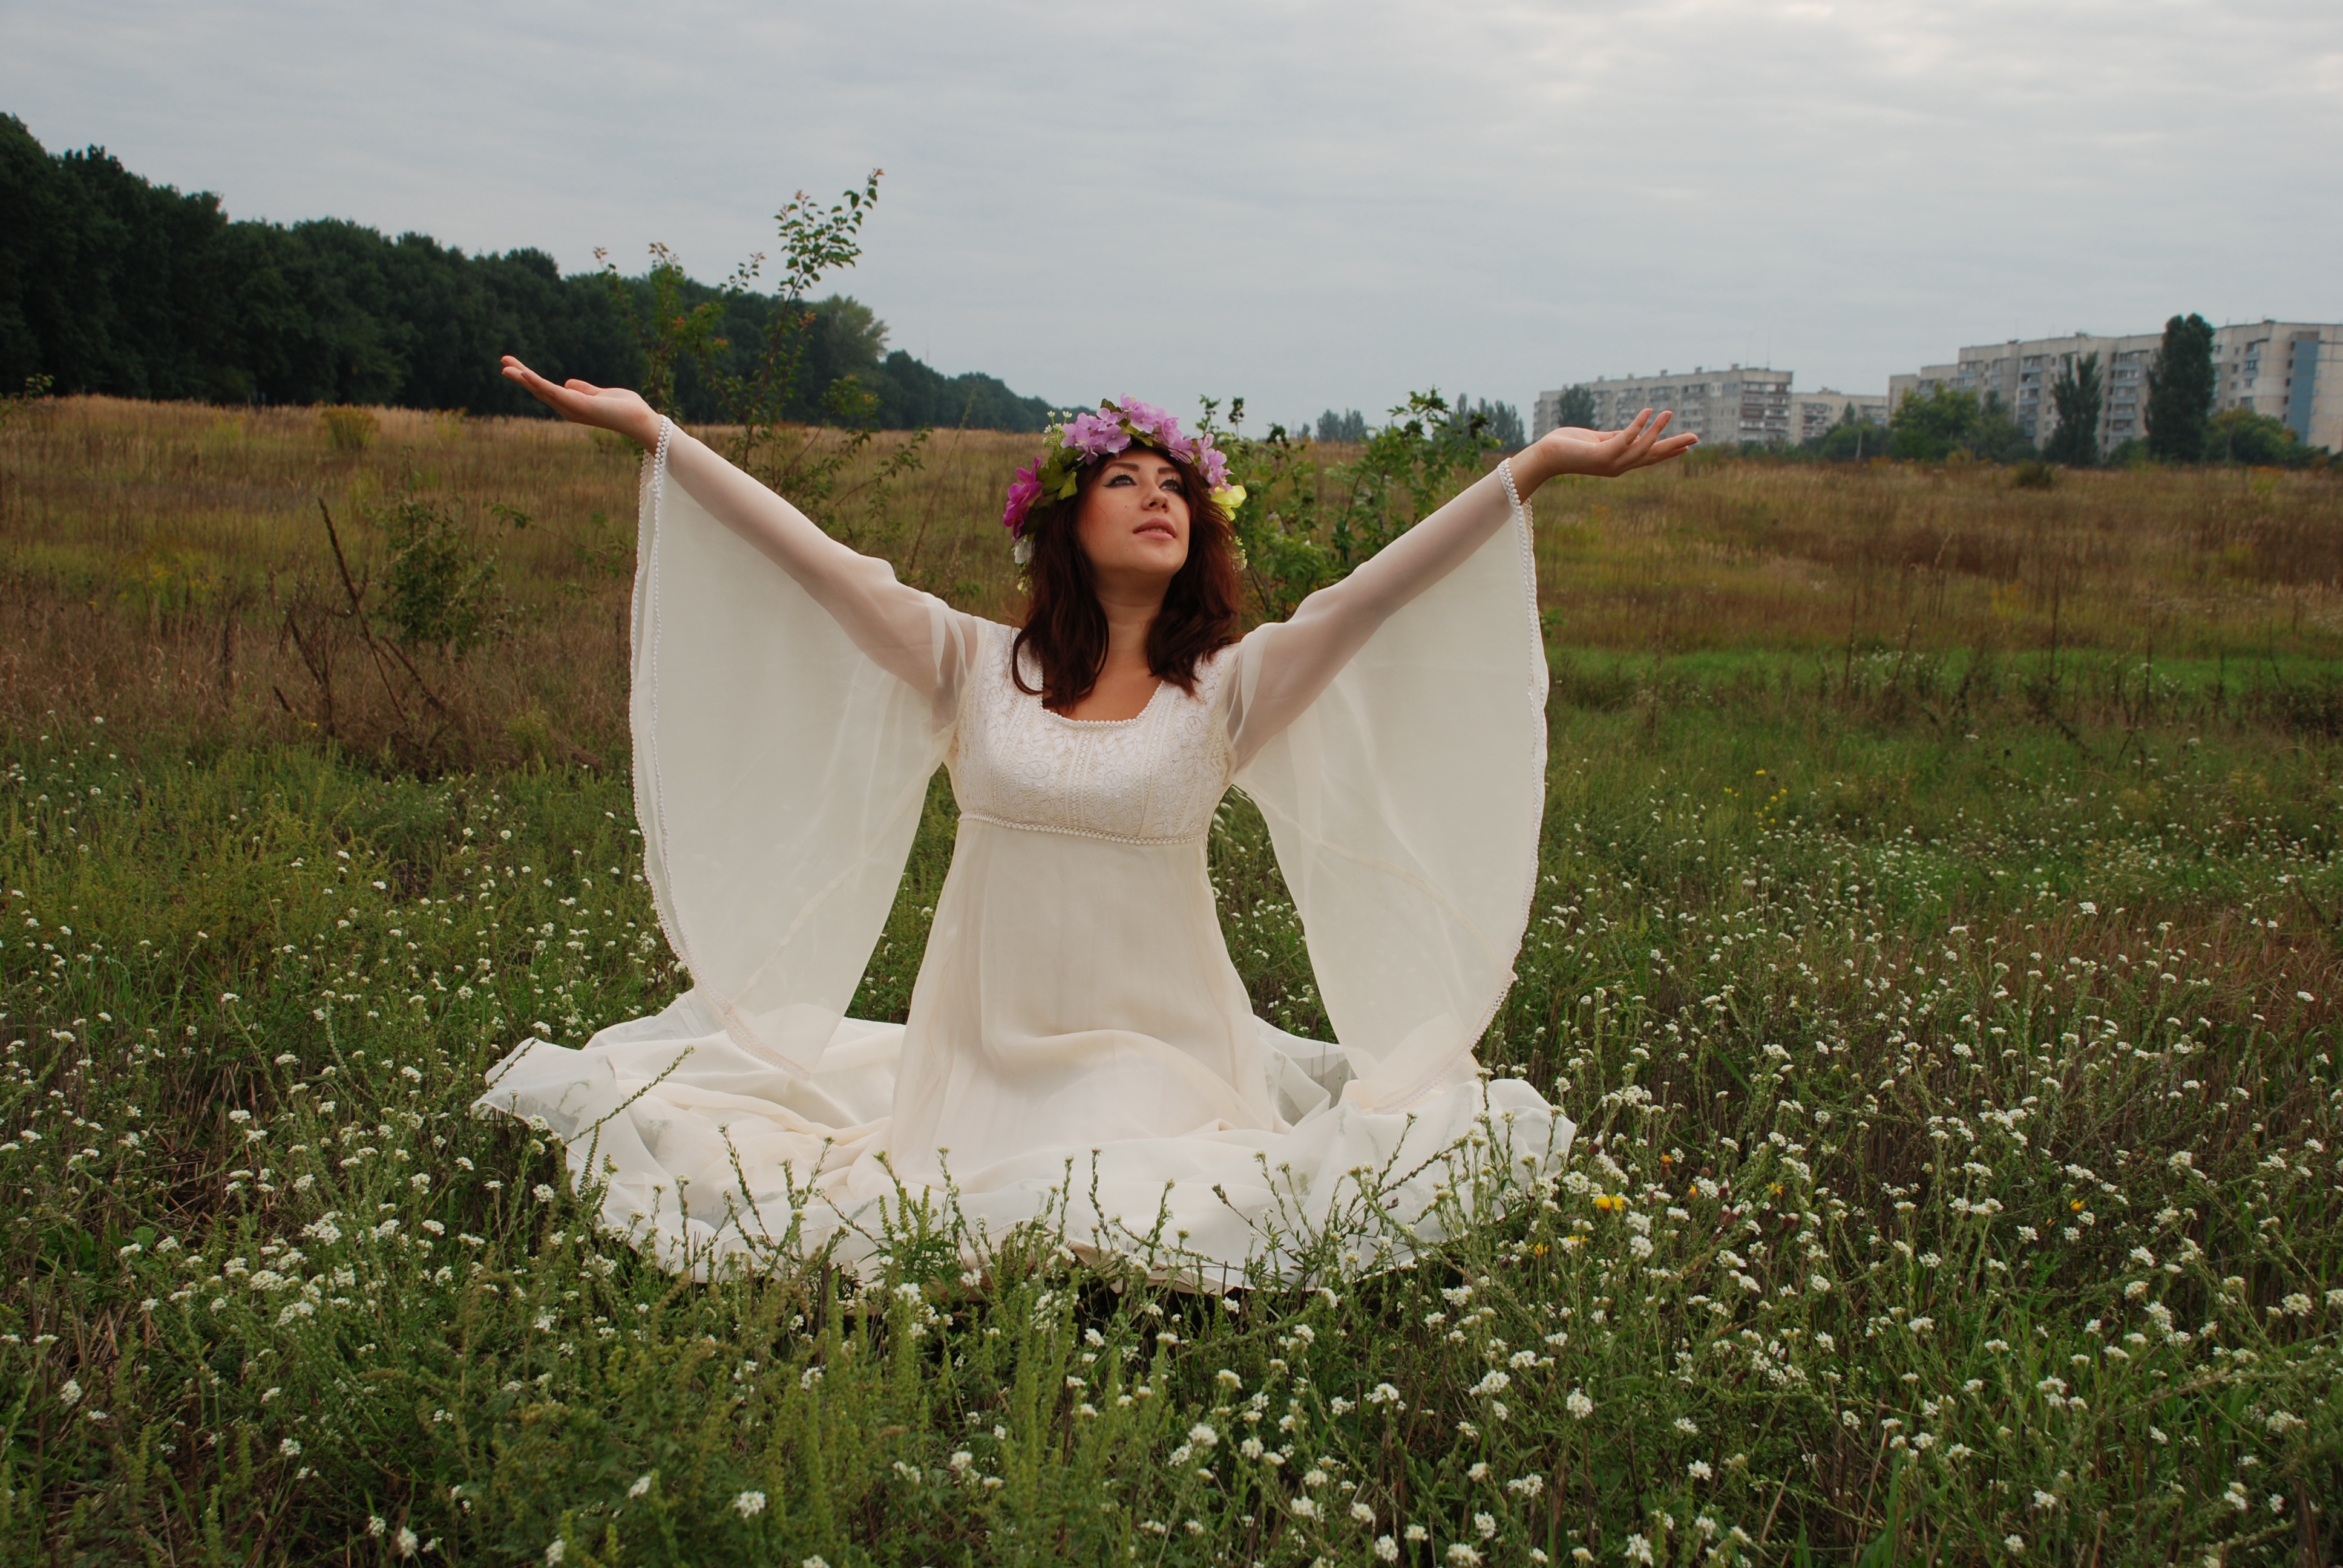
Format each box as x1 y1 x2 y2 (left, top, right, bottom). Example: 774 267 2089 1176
1312 396 1523 450
0 115 1055 431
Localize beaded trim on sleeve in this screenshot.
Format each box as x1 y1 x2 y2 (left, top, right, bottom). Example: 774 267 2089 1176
639 416 698 995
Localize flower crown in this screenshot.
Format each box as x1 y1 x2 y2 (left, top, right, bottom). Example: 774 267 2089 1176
1001 397 1245 564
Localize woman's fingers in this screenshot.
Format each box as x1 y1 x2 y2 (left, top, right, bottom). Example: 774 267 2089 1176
501 356 573 416
1633 431 1699 471
1582 408 1696 475
1590 410 1648 468
1589 409 1658 474
501 355 628 429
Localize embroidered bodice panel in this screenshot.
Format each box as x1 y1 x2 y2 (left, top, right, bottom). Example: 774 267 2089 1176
948 622 1234 844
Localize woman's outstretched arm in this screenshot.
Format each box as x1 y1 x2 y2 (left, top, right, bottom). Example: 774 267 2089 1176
1228 408 1696 763
500 356 976 702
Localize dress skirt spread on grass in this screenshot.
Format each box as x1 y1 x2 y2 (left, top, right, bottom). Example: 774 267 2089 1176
477 419 1575 1285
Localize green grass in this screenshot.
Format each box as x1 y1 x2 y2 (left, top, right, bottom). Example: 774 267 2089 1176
5 670 2341 1564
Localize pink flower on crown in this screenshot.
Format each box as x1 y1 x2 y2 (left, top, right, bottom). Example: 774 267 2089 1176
1116 396 1181 445
1064 411 1132 459
1001 460 1044 535
1196 444 1230 489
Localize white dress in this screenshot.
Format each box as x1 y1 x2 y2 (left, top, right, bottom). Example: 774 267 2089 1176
477 421 1575 1286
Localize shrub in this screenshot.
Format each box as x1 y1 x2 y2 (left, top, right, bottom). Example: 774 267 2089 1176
320 405 379 450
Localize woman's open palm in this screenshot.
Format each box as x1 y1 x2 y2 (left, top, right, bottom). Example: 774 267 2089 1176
1537 407 1699 480
500 356 662 448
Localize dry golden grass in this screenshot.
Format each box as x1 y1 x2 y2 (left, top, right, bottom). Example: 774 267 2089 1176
1531 457 2343 659
4 395 2339 769
0 399 1044 766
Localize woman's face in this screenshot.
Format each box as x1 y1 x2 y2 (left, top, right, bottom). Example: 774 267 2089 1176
1075 450 1191 589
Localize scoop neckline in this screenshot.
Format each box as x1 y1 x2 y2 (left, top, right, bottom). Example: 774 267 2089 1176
1040 679 1170 727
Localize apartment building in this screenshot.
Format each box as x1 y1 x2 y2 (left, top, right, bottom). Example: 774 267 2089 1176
1888 321 2340 453
1793 388 1890 443
2217 323 2338 450
1534 365 1793 445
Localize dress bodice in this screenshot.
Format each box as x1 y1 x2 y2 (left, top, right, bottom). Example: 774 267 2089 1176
948 622 1234 844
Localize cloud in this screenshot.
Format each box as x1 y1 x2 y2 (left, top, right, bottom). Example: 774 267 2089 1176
5 0 2338 422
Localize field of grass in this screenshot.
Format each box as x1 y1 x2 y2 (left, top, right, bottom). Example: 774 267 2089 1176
2 397 2341 1564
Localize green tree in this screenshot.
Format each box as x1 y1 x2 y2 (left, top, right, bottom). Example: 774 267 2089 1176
1482 398 1526 449
1550 385 1597 429
1888 385 1978 460
1886 385 2036 463
2042 351 2103 467
1970 391 2036 463
2145 312 2215 463
2205 407 2315 467
1810 410 1885 462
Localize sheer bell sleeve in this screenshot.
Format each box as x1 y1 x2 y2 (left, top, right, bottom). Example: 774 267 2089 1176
629 422 981 1076
1228 466 1548 1114
662 425 981 717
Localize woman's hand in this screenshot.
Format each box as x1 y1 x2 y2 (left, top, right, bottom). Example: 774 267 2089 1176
500 356 664 448
1510 407 1698 493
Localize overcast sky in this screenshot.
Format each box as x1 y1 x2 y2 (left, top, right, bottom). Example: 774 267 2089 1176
7 1 2339 426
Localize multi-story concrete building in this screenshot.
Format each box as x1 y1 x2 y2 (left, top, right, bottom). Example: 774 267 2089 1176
1888 333 2161 451
1534 365 1794 446
1793 388 1890 443
2215 322 2338 450
1889 321 2341 454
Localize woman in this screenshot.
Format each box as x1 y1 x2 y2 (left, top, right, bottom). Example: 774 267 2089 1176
482 358 1692 1284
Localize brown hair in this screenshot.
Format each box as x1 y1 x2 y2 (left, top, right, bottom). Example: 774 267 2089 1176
1011 448 1244 710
